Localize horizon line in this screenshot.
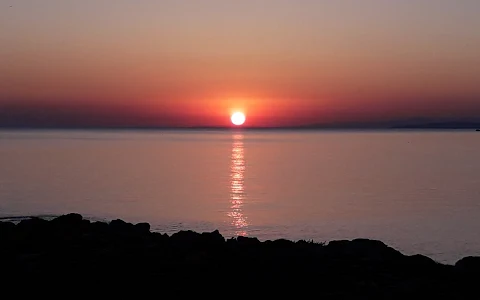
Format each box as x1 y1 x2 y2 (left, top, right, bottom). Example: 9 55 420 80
1 124 479 131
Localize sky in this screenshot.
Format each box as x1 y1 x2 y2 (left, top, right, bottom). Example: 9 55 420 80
1 0 480 128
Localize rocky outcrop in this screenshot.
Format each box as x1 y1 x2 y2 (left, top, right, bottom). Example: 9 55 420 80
0 213 478 296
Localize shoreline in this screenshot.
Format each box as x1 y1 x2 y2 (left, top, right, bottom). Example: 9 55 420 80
1 213 479 295
0 214 469 264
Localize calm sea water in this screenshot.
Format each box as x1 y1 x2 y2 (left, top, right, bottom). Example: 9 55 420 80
1 129 479 263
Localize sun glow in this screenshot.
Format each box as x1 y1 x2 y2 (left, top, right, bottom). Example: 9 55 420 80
231 112 246 126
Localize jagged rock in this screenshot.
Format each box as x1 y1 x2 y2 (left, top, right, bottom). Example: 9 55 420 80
236 235 261 247
270 238 295 247
200 229 225 246
0 213 478 297
170 230 201 246
90 221 109 233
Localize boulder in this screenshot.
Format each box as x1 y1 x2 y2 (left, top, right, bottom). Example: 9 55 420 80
170 230 202 246
326 238 404 262
50 213 84 231
237 235 261 247
134 222 151 234
200 229 225 246
0 221 15 238
90 221 109 233
455 256 480 275
109 219 134 233
17 217 49 233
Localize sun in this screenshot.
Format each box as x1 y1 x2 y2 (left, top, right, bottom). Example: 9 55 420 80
231 112 246 126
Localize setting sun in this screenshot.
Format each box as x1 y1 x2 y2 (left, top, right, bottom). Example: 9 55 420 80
231 112 246 126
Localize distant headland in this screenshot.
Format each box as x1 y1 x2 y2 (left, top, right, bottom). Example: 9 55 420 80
1 213 478 295
1 120 480 131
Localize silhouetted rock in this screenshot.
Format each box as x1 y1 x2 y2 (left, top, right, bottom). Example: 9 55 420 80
455 256 480 275
0 213 478 297
407 254 438 267
236 235 261 247
90 221 109 233
109 219 134 232
16 217 49 234
270 238 295 247
51 212 83 225
326 238 403 261
200 229 225 246
134 222 150 234
0 221 15 236
170 230 201 246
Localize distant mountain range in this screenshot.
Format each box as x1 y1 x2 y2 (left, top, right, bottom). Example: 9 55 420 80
391 121 480 129
290 120 480 130
1 120 479 130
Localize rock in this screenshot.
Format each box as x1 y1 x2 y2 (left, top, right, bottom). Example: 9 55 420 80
0 221 16 234
1 212 477 296
90 221 109 233
53 213 83 223
170 230 201 246
134 222 151 234
109 219 134 232
50 213 83 230
151 232 169 243
271 238 295 247
17 217 49 232
201 229 225 246
403 254 442 273
407 254 437 266
236 235 261 247
455 256 480 275
326 238 404 261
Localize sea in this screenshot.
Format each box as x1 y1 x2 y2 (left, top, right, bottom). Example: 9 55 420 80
0 129 479 264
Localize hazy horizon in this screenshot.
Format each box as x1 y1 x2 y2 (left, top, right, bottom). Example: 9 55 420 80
2 1 480 128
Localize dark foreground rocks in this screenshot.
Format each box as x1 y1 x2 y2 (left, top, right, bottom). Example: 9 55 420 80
0 213 478 297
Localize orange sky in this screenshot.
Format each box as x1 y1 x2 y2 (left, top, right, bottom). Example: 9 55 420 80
1 1 480 127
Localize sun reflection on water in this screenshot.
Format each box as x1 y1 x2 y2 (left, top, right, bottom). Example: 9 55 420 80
228 134 248 236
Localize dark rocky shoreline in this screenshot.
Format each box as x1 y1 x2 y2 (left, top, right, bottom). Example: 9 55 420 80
1 213 478 297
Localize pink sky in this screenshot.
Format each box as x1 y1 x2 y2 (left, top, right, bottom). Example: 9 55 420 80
1 1 479 127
